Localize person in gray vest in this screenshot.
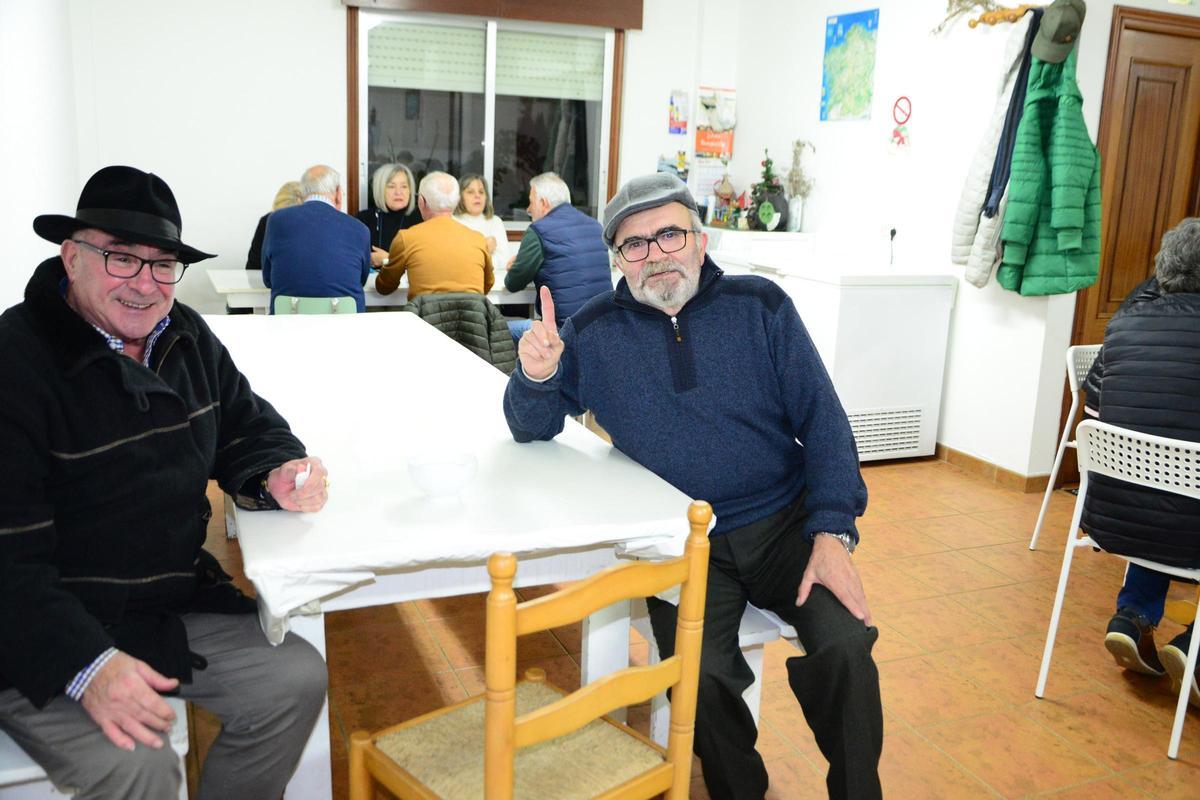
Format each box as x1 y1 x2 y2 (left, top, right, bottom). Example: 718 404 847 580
504 172 612 342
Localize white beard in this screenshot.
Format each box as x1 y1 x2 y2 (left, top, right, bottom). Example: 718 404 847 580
629 257 701 313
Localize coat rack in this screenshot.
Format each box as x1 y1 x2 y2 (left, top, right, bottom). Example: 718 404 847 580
969 4 1039 27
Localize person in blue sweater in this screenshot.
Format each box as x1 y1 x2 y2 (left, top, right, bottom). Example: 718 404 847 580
261 164 371 312
503 173 881 800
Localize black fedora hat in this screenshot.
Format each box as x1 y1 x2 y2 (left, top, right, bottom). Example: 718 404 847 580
33 165 215 264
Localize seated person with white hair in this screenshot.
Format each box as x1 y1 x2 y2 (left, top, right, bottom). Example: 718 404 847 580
356 163 421 269
376 171 494 300
261 164 371 312
504 172 611 342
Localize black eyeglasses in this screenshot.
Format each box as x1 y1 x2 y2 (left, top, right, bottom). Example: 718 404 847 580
72 239 188 285
615 227 697 262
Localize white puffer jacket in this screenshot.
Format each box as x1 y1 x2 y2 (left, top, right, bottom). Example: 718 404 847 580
950 13 1033 284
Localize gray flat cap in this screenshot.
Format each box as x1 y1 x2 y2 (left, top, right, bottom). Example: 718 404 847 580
602 173 698 246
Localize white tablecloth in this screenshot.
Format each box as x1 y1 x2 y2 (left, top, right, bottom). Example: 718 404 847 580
204 313 693 641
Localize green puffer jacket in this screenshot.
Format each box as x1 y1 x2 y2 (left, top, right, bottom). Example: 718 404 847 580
998 49 1101 296
403 292 517 375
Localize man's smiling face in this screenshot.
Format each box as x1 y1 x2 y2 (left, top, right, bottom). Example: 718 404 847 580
62 229 176 345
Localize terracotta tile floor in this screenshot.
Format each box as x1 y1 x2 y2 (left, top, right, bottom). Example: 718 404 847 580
193 458 1200 798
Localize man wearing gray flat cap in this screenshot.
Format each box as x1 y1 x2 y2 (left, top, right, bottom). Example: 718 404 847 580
504 172 882 799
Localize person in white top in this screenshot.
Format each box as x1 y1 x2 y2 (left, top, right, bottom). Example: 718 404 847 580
453 174 512 268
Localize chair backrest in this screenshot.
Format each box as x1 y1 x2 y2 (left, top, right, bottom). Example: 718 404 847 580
1067 344 1102 392
273 295 358 314
403 292 516 374
483 500 712 800
1076 420 1200 501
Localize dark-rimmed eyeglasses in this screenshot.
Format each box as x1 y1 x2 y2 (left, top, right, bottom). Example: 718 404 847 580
615 227 697 263
72 239 189 285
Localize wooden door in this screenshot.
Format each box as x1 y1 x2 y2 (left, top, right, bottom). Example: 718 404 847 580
1055 7 1200 486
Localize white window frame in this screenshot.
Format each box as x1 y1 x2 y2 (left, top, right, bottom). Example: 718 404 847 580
357 11 614 225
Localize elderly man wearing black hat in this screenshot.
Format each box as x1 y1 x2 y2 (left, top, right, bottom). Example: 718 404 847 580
0 166 330 799
503 172 882 800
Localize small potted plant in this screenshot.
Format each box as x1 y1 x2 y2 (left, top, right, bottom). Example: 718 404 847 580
749 149 788 231
785 139 815 232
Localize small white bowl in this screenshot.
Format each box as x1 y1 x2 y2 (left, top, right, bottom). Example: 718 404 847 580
408 453 478 498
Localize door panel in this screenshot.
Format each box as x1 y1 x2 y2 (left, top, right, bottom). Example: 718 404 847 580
1079 23 1200 346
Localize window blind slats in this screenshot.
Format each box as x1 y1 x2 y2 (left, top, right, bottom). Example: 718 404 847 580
495 31 603 101
367 23 485 93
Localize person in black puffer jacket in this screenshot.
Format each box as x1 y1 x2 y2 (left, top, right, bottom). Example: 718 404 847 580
1081 275 1161 417
1090 217 1200 708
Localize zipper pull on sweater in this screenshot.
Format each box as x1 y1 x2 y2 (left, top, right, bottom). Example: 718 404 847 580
670 316 682 343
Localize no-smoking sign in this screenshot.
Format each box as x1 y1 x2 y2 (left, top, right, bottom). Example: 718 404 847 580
891 96 911 150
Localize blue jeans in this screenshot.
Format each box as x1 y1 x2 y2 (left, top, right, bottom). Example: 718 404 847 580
1117 563 1173 624
507 318 533 347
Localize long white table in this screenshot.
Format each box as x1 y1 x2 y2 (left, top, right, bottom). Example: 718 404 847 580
207 268 535 312
203 312 694 800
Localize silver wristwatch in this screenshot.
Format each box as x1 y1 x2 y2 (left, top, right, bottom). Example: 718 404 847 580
815 531 857 554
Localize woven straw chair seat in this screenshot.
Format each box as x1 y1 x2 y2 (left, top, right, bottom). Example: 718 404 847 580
376 681 663 798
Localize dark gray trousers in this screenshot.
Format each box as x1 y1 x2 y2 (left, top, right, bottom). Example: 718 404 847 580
0 612 327 800
648 498 883 800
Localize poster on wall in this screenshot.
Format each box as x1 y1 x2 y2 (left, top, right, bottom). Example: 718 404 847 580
695 86 736 158
821 9 879 121
668 89 689 134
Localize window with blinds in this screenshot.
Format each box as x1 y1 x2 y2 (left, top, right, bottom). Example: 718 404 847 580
363 17 609 224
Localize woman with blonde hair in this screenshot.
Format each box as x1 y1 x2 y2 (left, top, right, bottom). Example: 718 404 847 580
453 173 512 267
246 181 303 270
356 163 420 268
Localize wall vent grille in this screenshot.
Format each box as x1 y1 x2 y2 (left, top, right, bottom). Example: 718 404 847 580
847 407 923 457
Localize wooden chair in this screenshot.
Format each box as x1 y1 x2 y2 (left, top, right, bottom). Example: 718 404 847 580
349 501 712 800
272 295 357 314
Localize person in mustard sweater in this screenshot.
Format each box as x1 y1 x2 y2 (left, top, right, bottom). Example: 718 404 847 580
376 171 494 299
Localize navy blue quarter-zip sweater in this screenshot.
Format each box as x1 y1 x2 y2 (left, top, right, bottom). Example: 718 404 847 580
504 257 867 538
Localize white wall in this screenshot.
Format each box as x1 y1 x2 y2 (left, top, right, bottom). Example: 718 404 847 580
617 0 738 190
66 0 347 312
702 0 1200 477
0 0 78 310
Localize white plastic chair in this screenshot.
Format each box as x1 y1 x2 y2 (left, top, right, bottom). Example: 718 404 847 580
1029 344 1103 550
1035 420 1200 759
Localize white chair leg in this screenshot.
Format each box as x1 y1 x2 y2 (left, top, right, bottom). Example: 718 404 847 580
223 492 238 540
1030 398 1078 551
1167 619 1200 758
1036 488 1088 697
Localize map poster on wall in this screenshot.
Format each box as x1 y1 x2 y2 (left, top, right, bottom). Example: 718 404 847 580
695 86 736 158
821 9 879 121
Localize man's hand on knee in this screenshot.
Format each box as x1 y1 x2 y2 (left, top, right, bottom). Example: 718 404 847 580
796 534 873 626
81 652 179 751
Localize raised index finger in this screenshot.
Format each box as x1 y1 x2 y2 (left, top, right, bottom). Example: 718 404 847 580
540 286 556 332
